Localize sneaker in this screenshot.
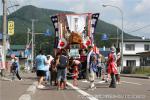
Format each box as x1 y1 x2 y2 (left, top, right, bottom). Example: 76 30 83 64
37 85 45 89
90 83 95 88
41 85 46 88
88 86 96 90
19 79 23 81
116 82 119 84
37 85 41 89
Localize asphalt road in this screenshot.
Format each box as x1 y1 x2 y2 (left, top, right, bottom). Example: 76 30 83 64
0 73 36 100
1 74 149 100
32 77 150 100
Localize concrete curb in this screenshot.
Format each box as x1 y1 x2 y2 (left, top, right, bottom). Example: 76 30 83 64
18 82 37 100
121 74 150 79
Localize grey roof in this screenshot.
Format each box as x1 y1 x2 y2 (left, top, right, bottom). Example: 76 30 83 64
136 51 150 56
123 39 150 42
124 54 140 56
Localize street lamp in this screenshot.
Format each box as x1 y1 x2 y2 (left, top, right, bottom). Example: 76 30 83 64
102 4 124 70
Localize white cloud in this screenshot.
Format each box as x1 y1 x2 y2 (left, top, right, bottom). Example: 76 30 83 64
0 2 2 15
121 20 150 38
16 0 30 6
69 3 85 13
135 0 150 14
102 18 150 38
1 0 149 38
100 0 124 9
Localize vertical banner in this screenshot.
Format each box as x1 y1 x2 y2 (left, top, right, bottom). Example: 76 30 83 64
8 21 14 36
51 15 59 37
51 15 59 48
90 13 100 46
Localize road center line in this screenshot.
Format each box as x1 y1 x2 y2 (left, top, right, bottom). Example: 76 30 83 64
67 82 99 100
121 81 142 85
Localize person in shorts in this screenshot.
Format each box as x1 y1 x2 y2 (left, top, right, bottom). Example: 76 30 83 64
35 50 48 89
56 49 68 90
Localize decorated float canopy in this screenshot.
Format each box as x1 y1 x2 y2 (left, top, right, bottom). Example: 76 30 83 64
51 13 100 49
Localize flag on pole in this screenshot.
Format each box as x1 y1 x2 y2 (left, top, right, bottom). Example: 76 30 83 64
44 29 52 36
101 33 108 40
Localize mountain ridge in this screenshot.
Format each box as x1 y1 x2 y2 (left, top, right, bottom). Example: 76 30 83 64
0 5 141 54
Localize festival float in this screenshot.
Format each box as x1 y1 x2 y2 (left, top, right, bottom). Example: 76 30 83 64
51 13 99 58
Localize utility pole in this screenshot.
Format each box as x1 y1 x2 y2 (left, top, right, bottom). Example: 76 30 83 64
117 27 119 48
27 28 31 44
31 19 37 69
2 0 7 77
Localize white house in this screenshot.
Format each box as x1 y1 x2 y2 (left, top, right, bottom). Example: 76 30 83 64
121 39 150 67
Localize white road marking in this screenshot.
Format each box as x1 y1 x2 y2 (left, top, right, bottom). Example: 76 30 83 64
98 81 105 84
82 80 105 84
19 94 31 100
67 82 99 100
121 81 142 85
18 82 37 100
82 80 142 85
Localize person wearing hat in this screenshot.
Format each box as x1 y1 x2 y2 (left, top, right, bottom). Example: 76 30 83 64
11 56 22 80
107 46 118 88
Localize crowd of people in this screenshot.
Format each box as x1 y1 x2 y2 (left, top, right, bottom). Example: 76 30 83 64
10 45 121 90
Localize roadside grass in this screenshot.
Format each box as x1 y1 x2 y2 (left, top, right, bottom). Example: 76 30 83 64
133 67 150 76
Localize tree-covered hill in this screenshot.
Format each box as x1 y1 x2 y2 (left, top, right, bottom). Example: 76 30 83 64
0 5 140 54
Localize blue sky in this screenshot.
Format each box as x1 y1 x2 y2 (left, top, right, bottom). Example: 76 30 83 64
0 0 150 38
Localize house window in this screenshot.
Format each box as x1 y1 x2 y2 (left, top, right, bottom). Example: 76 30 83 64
125 44 135 51
126 60 136 67
144 44 150 51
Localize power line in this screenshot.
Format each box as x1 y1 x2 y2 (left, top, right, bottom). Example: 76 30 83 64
7 0 20 15
127 24 150 33
8 0 16 13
